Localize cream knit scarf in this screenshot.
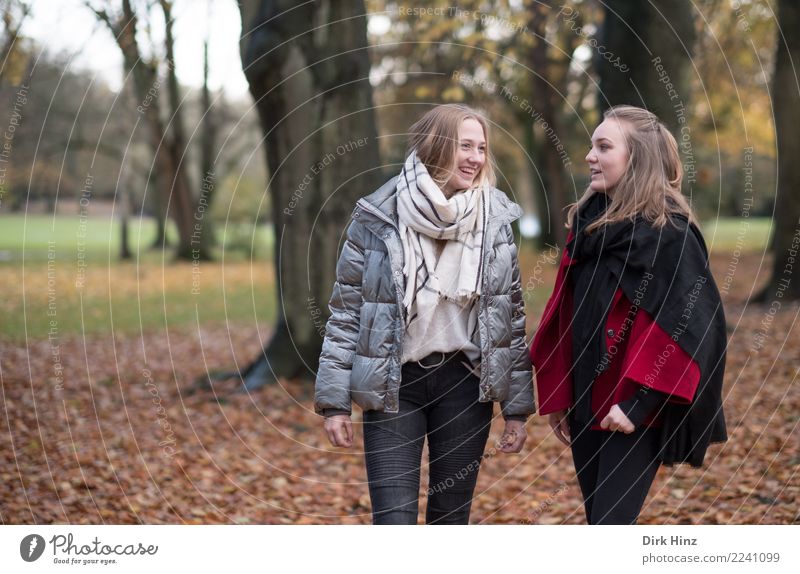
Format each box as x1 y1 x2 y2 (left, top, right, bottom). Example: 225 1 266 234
396 151 487 333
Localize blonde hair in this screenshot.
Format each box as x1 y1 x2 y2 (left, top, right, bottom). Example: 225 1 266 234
567 105 697 233
407 104 497 189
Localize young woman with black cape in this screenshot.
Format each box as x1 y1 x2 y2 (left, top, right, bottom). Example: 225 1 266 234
531 105 727 525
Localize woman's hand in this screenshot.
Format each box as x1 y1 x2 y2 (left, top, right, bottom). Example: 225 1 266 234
548 409 571 446
600 404 635 434
499 419 527 453
324 414 353 448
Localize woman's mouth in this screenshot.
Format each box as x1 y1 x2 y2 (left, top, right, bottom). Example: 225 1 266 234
459 166 476 178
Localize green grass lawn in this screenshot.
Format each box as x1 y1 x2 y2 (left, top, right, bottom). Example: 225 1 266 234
0 215 274 262
0 259 277 342
0 215 276 341
516 217 772 256
700 217 773 253
0 215 165 262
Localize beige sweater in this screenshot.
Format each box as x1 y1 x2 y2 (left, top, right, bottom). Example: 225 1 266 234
401 239 481 367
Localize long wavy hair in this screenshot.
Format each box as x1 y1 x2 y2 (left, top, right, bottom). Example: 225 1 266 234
407 103 497 189
567 105 698 233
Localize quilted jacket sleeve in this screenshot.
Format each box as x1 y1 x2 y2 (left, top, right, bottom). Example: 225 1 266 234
314 219 366 415
500 223 535 419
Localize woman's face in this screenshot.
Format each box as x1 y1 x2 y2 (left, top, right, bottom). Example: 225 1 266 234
585 118 630 194
443 118 486 196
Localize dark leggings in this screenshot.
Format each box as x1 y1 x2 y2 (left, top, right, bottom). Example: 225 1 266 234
363 358 493 524
569 416 661 525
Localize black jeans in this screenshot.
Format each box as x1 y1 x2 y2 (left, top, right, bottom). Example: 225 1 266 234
569 416 661 525
363 354 493 524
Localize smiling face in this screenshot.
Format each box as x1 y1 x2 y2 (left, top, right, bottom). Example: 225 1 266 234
585 118 630 194
443 118 486 197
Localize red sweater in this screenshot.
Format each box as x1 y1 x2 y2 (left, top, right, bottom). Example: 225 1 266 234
530 242 701 430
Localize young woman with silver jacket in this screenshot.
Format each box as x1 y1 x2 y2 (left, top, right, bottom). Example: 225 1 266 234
315 104 535 524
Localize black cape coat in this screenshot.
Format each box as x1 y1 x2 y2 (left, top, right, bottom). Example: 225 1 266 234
567 193 727 467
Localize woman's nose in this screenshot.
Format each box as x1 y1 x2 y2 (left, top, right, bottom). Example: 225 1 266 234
585 148 596 163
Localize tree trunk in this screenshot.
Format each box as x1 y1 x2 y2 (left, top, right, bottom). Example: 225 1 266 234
197 38 218 257
90 0 209 261
523 1 569 248
237 0 382 386
525 120 549 246
149 182 170 249
159 0 211 261
597 0 696 134
139 168 170 248
119 168 132 260
756 0 800 301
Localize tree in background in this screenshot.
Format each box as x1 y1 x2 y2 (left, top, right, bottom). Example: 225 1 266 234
0 49 128 213
237 0 382 384
518 0 589 248
88 0 217 260
0 0 30 86
595 0 697 133
759 0 800 301
687 0 777 218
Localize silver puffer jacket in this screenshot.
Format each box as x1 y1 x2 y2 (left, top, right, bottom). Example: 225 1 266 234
314 177 534 419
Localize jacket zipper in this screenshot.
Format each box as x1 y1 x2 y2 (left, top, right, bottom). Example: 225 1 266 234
355 199 405 411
